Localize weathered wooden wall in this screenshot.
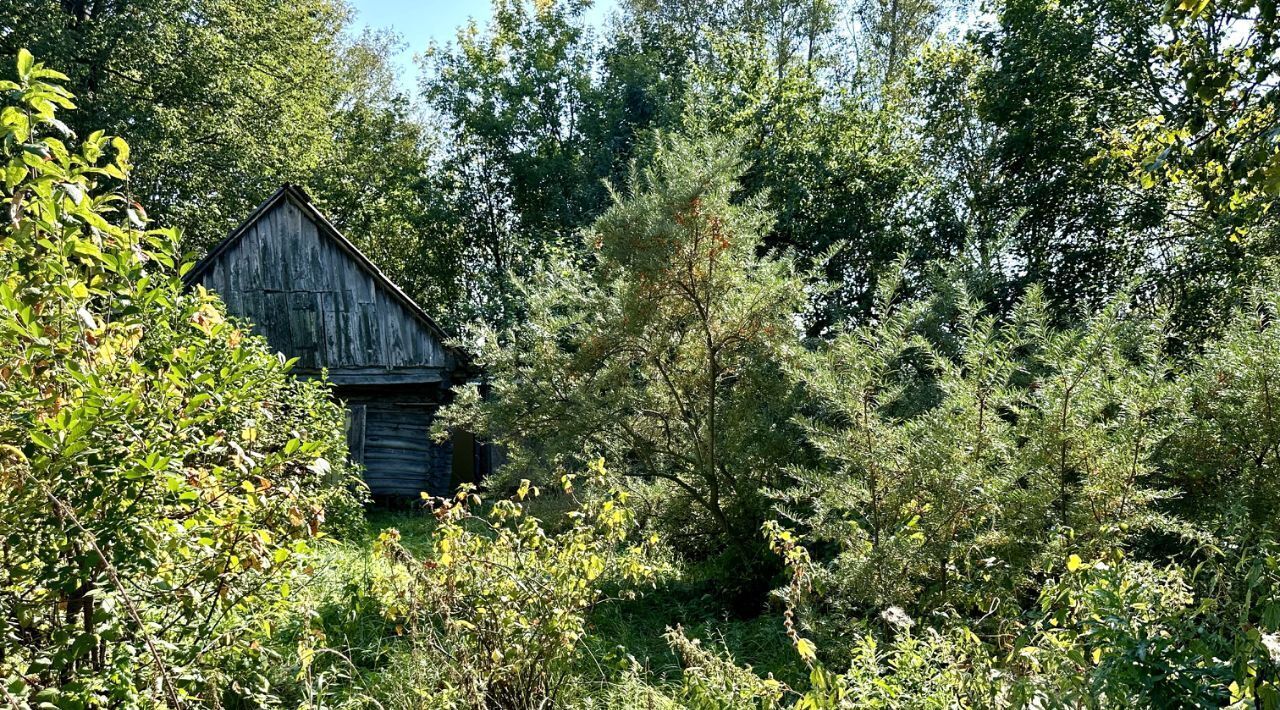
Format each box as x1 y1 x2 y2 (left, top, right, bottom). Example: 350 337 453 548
340 386 454 497
190 186 468 497
192 193 454 385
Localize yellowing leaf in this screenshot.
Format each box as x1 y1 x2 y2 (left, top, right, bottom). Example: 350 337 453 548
1177 0 1212 18
1067 554 1083 572
795 637 817 662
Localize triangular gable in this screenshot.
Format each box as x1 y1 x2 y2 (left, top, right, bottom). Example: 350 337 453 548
186 185 466 383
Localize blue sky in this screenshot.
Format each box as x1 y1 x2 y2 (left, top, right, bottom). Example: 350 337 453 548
346 0 619 89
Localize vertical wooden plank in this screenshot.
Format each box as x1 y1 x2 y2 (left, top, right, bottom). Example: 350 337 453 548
269 204 287 290
345 404 366 466
278 204 294 290
293 202 315 291
319 290 338 370
360 302 380 366
221 286 239 316
199 263 220 296
263 291 291 357
337 252 360 365
323 240 344 366
243 288 265 341
450 429 476 490
327 238 356 367
230 223 249 294
287 291 320 369
359 258 376 304
310 213 324 294
258 212 276 291
383 295 403 366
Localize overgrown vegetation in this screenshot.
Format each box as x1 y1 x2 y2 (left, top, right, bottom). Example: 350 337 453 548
370 462 661 709
4 0 1280 706
0 52 362 706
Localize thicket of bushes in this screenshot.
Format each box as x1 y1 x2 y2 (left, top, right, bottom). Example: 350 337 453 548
0 53 363 707
440 130 1280 708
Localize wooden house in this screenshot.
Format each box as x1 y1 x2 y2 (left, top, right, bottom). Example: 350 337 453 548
185 184 481 498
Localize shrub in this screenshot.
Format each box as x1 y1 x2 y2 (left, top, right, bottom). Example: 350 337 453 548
761 524 1239 709
665 625 787 709
370 459 660 709
0 51 360 706
1013 554 1232 707
778 277 1182 621
1169 280 1280 545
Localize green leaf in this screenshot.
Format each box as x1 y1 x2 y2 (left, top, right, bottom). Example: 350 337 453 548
1177 0 1212 18
32 66 69 82
29 430 56 450
110 136 130 166
5 162 26 190
62 181 83 205
16 49 33 82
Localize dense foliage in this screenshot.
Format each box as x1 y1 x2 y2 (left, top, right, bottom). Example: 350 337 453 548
371 460 660 709
4 0 1280 705
448 136 1280 706
0 53 361 706
11 0 1276 337
438 134 808 575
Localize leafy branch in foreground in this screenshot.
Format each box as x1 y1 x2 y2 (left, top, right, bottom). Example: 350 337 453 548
0 50 361 707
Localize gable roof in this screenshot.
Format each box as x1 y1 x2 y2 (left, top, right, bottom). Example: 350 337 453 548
185 184 466 364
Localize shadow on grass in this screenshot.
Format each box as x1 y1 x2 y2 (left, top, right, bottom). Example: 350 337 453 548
587 568 807 692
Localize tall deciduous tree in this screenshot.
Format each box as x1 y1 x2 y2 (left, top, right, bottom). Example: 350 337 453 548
309 32 469 329
685 34 933 336
0 0 352 247
970 0 1166 320
423 0 601 326
935 0 1280 339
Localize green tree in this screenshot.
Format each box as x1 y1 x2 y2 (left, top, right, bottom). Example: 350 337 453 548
848 0 957 89
959 0 1280 339
779 274 1181 627
1119 0 1280 241
969 0 1168 321
686 38 929 335
438 133 808 563
308 32 469 329
423 0 601 326
0 0 353 247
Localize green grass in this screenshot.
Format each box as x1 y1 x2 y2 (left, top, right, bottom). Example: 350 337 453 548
586 565 807 691
365 508 439 549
